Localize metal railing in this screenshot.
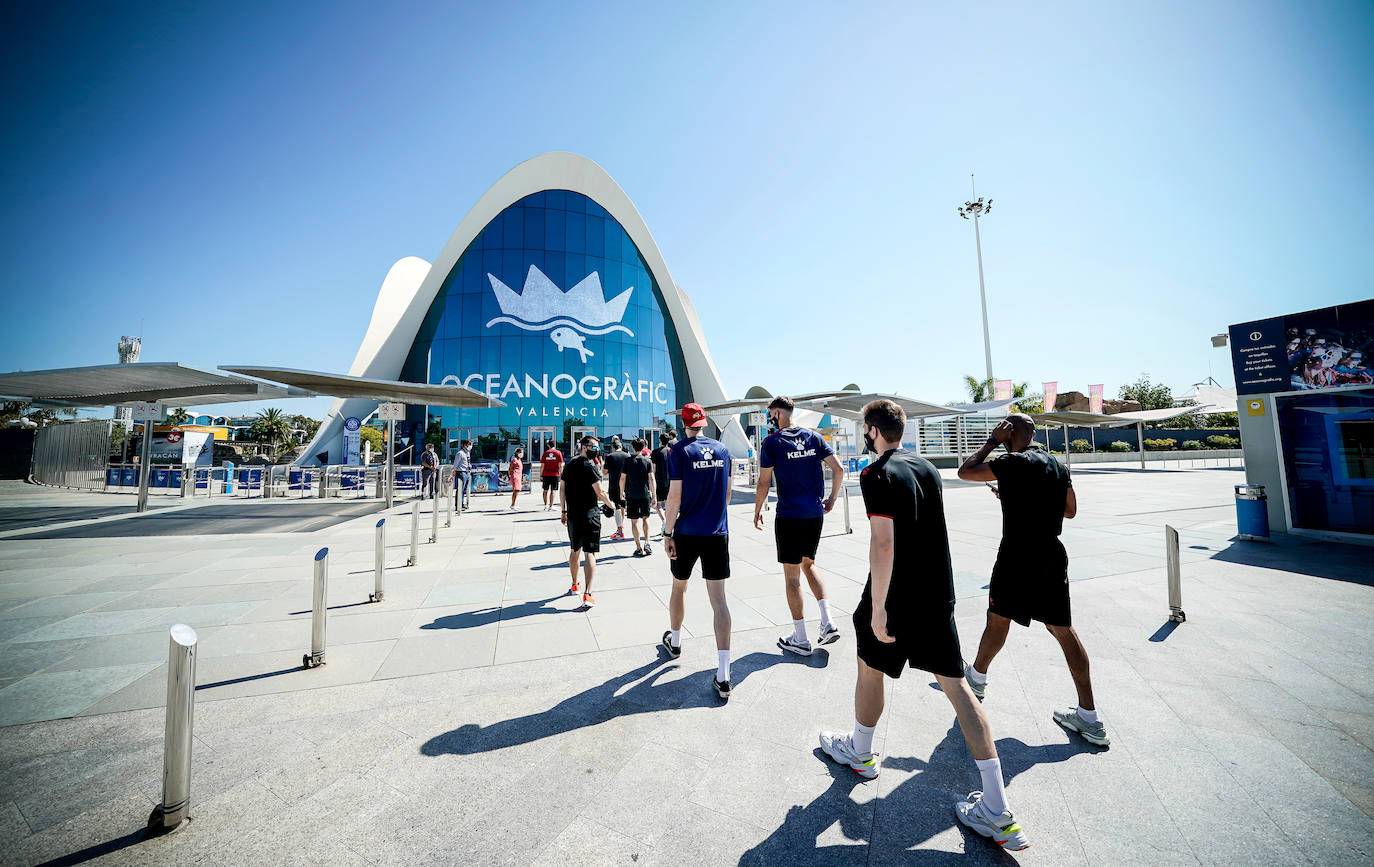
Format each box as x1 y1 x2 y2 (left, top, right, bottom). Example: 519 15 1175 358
33 420 111 491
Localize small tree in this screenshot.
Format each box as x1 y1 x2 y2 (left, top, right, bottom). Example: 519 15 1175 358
359 426 383 460
1118 374 1174 410
168 407 191 425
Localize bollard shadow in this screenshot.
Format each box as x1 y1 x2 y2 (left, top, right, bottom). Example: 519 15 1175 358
197 665 302 690
739 723 1104 864
286 599 375 615
1148 621 1181 642
31 825 148 866
420 594 569 630
421 652 825 757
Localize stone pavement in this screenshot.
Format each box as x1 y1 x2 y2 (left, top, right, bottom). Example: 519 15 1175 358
0 467 1371 864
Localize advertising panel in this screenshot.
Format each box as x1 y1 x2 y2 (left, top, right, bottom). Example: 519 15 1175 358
1231 299 1374 395
993 379 1013 401
1043 381 1058 413
343 417 362 466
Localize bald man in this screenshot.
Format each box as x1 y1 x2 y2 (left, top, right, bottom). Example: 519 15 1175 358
957 414 1108 747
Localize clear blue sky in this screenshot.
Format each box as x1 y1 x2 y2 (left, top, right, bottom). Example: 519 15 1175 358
2 0 1371 418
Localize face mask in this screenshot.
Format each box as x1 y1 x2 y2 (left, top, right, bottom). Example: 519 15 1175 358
863 428 876 454
586 448 601 459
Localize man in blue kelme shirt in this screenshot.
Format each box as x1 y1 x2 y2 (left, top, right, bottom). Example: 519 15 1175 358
754 395 846 656
661 402 735 700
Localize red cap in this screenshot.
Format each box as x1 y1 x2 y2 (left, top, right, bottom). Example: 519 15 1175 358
680 402 707 429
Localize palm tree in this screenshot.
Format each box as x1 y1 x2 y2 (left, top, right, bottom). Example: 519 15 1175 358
963 375 1038 412
168 407 191 425
251 407 292 456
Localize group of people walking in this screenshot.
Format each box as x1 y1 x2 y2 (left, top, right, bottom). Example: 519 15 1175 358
444 396 1102 853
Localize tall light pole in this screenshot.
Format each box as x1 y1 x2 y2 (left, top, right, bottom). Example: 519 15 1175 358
958 179 994 385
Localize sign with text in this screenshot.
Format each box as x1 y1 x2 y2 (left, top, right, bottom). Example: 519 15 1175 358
131 402 166 422
1230 299 1374 395
342 416 361 466
377 402 406 421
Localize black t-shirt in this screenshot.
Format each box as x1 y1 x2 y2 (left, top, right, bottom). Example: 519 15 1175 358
651 446 671 489
603 449 629 494
989 446 1071 544
560 456 602 516
623 454 653 499
859 448 954 616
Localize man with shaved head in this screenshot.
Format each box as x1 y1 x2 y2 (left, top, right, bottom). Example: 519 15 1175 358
958 413 1108 747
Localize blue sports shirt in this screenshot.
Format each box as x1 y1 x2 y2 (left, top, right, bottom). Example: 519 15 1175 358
760 427 834 519
667 435 732 536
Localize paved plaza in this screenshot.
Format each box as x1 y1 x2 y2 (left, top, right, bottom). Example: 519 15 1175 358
0 466 1372 864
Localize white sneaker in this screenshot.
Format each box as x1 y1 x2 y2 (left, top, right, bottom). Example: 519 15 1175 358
816 623 841 645
778 635 813 656
818 731 879 779
955 791 1029 850
964 662 986 702
1053 707 1110 745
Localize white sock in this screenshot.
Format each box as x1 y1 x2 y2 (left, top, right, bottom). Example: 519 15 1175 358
975 757 1009 816
616 511 624 530
817 598 832 628
852 719 876 755
967 665 988 686
669 628 681 648
716 650 730 682
792 619 807 643
1077 706 1099 724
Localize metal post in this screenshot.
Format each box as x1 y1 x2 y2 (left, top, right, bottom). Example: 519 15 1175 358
842 485 853 534
136 420 153 513
1165 525 1185 622
430 490 439 543
318 467 327 499
972 213 994 382
146 624 197 836
303 548 328 668
385 420 395 509
407 499 419 566
180 464 190 498
955 415 964 463
1063 423 1070 468
445 484 453 527
1138 422 1145 470
370 519 386 602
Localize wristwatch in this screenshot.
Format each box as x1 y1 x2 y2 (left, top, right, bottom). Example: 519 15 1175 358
662 530 674 538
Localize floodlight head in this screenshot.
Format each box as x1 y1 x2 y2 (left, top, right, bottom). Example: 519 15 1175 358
1211 333 1229 348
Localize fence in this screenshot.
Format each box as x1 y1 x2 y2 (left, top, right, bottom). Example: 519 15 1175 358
32 420 111 491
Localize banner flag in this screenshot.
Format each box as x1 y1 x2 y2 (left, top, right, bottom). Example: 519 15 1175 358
1089 384 1104 414
1043 382 1058 413
993 379 1013 401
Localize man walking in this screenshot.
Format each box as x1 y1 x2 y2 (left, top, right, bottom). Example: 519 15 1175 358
623 437 656 556
560 435 616 609
452 439 472 510
818 399 1029 851
420 443 439 500
753 396 845 656
662 404 735 700
539 442 564 511
603 436 629 540
957 414 1106 746
651 432 673 533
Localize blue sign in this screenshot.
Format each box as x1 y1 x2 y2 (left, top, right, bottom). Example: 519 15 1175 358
1231 299 1374 395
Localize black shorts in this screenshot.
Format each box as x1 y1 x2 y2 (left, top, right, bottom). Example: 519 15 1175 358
609 482 625 507
541 475 558 491
670 533 730 580
656 484 669 503
626 497 650 519
774 516 824 564
567 510 602 553
853 582 964 679
987 542 1071 627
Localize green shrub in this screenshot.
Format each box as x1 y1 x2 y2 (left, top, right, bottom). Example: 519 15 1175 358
1181 440 1204 450
1107 441 1132 452
1205 435 1240 449
1143 438 1178 451
1069 439 1091 453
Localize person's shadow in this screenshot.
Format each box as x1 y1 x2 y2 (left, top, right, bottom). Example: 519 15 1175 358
421 651 828 756
419 595 569 630
739 723 1106 864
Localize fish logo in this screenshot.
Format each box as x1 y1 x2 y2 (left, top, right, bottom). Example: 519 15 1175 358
486 265 633 364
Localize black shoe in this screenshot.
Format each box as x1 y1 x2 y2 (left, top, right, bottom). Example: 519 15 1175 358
661 631 681 658
713 676 731 700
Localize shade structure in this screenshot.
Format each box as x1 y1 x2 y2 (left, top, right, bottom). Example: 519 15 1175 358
1030 410 1138 428
802 392 966 421
219 366 504 408
664 389 859 418
0 362 305 408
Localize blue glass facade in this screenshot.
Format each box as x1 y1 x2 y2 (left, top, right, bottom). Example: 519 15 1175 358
1277 387 1374 535
400 190 691 460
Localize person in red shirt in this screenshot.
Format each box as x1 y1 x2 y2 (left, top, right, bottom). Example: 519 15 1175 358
539 444 564 512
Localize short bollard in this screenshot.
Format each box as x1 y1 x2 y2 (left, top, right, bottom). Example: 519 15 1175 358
370 519 386 602
842 486 853 534
407 499 419 566
1165 524 1186 623
303 547 328 668
430 492 439 544
445 490 453 528
146 624 197 836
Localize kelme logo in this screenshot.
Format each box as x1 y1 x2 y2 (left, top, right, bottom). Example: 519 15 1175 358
487 265 634 363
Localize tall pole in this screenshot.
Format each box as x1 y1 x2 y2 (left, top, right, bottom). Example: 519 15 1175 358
959 182 995 384
385 419 395 509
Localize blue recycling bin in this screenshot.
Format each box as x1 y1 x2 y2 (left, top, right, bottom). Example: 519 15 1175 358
120 468 137 486
169 469 183 488
152 469 170 488
107 469 121 487
1235 484 1270 541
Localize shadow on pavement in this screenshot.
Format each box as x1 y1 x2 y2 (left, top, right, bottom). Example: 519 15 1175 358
420 595 568 630
31 825 147 866
1210 537 1374 586
739 724 1104 865
7 501 386 539
421 652 827 757
1148 621 1181 642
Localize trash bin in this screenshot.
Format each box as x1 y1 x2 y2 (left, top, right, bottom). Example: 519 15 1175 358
1235 484 1270 541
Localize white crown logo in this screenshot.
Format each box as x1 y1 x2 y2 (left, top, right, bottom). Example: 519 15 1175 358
487 265 634 363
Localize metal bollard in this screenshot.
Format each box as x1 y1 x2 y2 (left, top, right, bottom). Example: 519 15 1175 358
179 468 190 499
407 499 419 566
370 519 386 602
146 624 197 836
318 470 327 499
1165 525 1185 622
842 486 853 534
303 548 328 668
430 492 439 543
263 466 271 499
445 488 453 527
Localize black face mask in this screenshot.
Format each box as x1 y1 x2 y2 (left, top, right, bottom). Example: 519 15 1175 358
585 448 601 459
863 428 876 454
